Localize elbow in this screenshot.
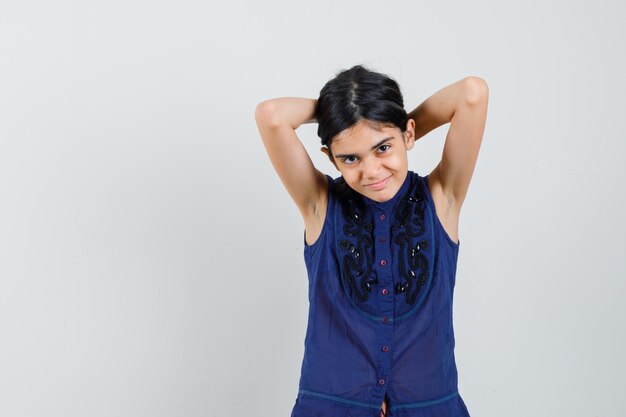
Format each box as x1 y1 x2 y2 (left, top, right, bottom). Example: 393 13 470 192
255 100 281 129
463 77 489 106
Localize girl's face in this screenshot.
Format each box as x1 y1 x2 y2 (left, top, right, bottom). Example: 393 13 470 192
322 119 416 203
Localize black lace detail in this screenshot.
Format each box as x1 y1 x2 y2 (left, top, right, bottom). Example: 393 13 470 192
335 180 376 302
392 186 430 305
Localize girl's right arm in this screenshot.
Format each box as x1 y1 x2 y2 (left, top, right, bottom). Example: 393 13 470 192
255 98 329 244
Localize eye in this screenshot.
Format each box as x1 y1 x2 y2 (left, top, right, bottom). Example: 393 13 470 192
342 156 358 165
377 144 390 153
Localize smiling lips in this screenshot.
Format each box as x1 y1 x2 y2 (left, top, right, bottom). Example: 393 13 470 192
364 176 391 191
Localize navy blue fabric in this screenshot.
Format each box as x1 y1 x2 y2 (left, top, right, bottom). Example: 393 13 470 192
291 171 471 417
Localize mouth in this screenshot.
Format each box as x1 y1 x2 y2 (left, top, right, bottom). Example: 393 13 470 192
364 175 392 190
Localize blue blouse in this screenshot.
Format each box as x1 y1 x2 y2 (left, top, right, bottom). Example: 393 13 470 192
290 171 471 417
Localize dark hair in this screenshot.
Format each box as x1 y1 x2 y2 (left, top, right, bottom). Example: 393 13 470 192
315 65 408 148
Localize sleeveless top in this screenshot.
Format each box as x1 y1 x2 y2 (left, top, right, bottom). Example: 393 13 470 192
290 171 471 417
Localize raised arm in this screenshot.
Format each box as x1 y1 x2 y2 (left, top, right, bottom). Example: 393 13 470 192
408 77 489 210
254 98 328 240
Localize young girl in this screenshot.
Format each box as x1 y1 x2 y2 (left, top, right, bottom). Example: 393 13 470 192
255 65 488 417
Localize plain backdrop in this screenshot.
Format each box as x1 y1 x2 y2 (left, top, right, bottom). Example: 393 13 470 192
1 1 625 416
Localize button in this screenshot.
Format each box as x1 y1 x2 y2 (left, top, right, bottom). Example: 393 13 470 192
378 378 386 385
380 259 388 267
379 237 387 243
381 288 389 295
379 214 386 221
382 345 389 352
382 316 389 324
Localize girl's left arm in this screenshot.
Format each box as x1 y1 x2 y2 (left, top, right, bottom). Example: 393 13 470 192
408 77 489 210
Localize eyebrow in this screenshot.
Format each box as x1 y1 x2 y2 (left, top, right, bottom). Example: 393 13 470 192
334 137 394 159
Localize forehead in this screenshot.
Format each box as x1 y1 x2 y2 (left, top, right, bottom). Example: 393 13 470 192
331 120 400 152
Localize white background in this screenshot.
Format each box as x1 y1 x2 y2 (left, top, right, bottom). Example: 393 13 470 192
1 1 625 416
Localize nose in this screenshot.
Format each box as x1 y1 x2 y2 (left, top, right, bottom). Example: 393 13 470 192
361 156 381 180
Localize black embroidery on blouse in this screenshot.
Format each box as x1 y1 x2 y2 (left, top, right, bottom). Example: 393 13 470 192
335 180 376 302
392 184 431 305
334 175 432 307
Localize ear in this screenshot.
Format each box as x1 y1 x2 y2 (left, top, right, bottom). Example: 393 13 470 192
321 146 339 171
403 119 416 150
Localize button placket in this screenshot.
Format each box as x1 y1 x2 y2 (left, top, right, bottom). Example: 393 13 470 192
373 208 393 392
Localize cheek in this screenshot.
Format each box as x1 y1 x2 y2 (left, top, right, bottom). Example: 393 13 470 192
342 171 361 186
344 171 358 181
391 152 408 165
